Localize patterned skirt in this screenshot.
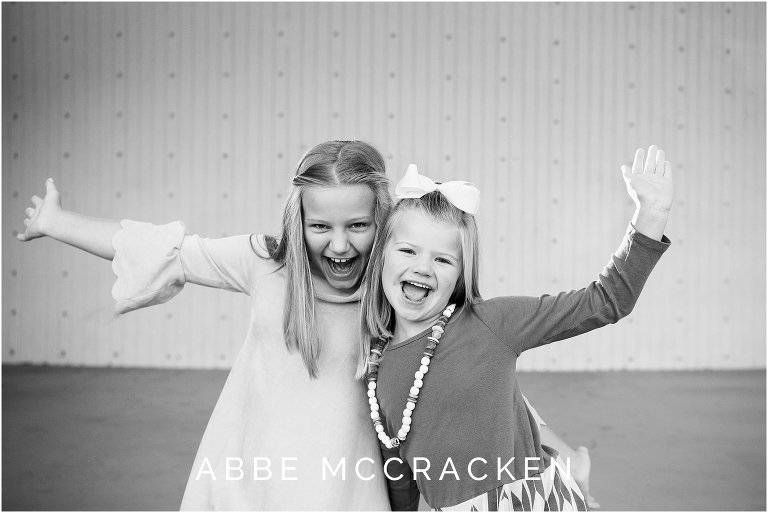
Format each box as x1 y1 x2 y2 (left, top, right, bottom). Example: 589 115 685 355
434 446 588 511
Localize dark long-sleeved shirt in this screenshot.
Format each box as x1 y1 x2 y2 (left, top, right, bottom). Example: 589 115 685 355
376 225 671 509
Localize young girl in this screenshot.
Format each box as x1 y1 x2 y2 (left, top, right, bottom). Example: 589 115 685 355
360 146 673 511
18 139 595 510
18 141 394 510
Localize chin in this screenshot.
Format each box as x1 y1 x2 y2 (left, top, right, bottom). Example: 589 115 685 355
325 274 361 293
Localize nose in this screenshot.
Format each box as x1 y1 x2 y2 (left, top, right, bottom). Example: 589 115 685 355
411 254 433 277
329 230 351 254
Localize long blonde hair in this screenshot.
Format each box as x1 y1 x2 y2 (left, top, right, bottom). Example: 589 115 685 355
358 191 482 378
263 141 392 379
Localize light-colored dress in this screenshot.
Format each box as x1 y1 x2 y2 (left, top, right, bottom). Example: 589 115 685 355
111 220 391 511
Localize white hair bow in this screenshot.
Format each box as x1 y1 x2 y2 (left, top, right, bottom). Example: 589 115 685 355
395 164 480 214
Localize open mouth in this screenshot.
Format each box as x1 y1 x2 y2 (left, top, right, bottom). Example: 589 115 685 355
401 281 433 303
325 256 358 277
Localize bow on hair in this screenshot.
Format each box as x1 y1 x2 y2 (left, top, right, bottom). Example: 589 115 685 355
395 164 480 214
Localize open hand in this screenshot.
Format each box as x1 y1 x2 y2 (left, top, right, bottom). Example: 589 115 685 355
621 145 674 213
17 178 61 242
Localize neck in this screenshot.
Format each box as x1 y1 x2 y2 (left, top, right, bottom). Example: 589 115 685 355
310 271 358 298
392 314 442 344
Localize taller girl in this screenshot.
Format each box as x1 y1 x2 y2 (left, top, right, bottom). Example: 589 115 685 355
18 141 394 510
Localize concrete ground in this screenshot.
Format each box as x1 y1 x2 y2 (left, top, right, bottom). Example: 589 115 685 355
2 366 765 511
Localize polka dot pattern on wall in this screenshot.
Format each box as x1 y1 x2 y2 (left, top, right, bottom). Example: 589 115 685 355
1 2 761 370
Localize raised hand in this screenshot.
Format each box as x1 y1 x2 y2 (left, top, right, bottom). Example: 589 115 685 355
621 145 675 213
17 178 62 242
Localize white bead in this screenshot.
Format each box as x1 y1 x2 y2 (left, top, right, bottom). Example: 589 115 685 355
385 440 393 449
367 390 375 398
414 378 423 388
431 331 441 340
402 416 412 425
375 425 384 433
369 397 377 405
402 424 411 433
403 409 412 417
421 356 431 365
370 403 379 412
378 432 387 440
409 386 419 396
406 402 415 411
419 365 429 374
397 430 406 439
368 382 376 390
370 411 380 420
432 325 444 334
414 371 424 380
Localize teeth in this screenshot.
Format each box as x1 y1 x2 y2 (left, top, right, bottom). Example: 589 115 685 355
405 281 432 290
329 258 352 263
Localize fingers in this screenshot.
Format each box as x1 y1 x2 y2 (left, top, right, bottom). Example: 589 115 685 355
45 177 57 194
16 232 28 241
643 145 658 174
664 161 672 179
655 149 665 174
23 218 31 228
31 195 42 207
633 145 671 176
632 148 645 174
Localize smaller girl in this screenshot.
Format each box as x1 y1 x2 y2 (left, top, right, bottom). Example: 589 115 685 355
360 146 673 511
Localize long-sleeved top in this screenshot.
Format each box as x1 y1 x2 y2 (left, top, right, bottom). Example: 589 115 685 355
376 225 670 509
111 220 391 510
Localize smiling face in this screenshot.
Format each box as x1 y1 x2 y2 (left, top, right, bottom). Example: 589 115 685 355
381 208 463 339
302 184 377 296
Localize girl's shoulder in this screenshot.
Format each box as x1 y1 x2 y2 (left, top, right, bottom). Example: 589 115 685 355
468 296 526 319
457 299 527 353
465 296 532 334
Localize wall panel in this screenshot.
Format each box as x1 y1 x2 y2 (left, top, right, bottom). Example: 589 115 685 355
3 2 765 370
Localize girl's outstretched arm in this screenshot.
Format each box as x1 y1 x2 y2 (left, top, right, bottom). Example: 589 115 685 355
622 145 675 241
17 178 120 260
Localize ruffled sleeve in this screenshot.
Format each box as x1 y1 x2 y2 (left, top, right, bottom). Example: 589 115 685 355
111 220 187 314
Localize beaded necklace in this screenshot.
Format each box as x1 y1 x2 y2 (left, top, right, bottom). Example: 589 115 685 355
366 304 457 449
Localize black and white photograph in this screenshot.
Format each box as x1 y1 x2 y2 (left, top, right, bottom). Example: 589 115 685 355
2 2 765 511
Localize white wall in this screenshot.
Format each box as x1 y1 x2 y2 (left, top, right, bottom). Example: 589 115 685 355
3 2 765 370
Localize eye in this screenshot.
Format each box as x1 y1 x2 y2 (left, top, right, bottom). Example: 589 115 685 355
309 223 329 230
350 222 370 230
436 257 454 265
398 248 415 255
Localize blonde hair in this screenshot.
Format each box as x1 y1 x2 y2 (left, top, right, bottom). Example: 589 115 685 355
358 191 482 378
264 140 392 379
